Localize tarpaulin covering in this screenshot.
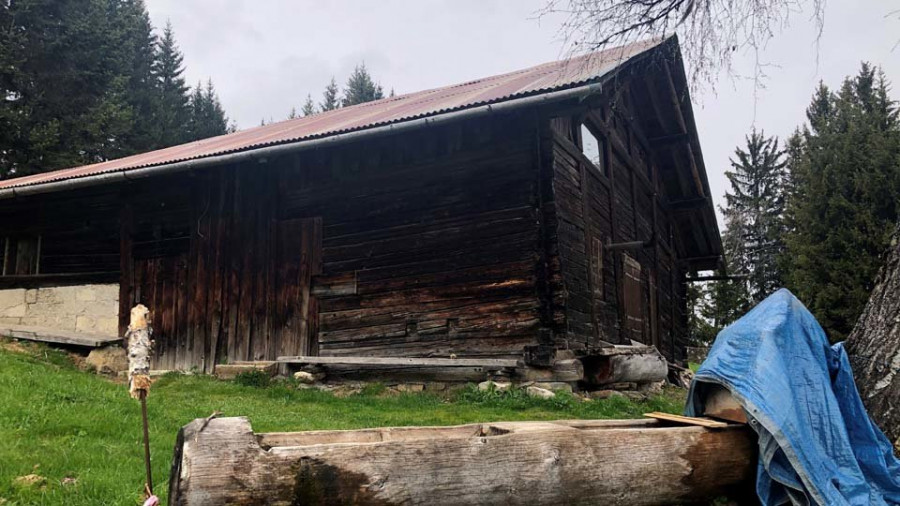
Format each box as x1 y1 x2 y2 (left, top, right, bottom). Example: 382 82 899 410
685 288 900 505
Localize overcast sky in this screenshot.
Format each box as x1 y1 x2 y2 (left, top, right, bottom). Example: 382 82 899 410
147 1 898 228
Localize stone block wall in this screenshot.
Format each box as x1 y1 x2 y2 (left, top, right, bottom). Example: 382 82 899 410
0 284 119 335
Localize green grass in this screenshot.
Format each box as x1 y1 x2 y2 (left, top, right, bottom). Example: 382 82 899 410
0 342 685 505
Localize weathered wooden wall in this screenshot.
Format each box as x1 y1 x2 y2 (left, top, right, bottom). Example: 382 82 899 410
120 167 323 372
278 115 544 359
0 85 701 370
109 113 547 370
543 84 687 360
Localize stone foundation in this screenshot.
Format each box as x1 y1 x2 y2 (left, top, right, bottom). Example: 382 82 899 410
0 284 119 335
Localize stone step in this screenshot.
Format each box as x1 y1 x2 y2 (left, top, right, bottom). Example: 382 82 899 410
214 361 277 380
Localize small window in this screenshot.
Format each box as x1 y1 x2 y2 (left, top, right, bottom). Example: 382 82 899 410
579 122 608 176
2 235 41 276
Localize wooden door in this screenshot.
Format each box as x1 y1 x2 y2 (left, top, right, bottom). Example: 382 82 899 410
623 254 644 344
274 217 322 358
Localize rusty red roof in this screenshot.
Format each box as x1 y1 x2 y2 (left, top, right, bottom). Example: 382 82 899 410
0 38 664 191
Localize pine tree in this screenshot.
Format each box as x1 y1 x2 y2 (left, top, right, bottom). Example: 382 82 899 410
117 0 158 155
785 64 900 340
186 79 229 141
0 1 232 179
287 107 298 120
320 77 340 112
0 0 137 177
301 94 316 116
721 130 788 303
342 63 384 107
154 20 190 147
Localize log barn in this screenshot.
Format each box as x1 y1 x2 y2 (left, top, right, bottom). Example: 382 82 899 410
0 36 721 374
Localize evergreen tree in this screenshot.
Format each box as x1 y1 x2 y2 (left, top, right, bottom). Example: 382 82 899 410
721 130 788 303
784 64 900 340
186 79 229 141
287 107 298 120
0 0 137 177
117 0 159 154
0 2 233 179
153 20 190 147
342 63 384 107
319 77 340 112
301 94 316 116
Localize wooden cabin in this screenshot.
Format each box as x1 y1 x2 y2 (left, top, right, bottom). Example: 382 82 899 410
0 36 721 373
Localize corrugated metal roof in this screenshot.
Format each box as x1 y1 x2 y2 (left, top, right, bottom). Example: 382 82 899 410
0 38 664 190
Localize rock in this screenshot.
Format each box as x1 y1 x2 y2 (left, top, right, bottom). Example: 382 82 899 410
639 380 666 395
478 380 511 392
535 382 573 393
526 386 555 399
588 390 625 400
86 345 128 374
395 383 425 393
425 382 447 391
622 391 647 401
215 362 277 380
292 371 323 384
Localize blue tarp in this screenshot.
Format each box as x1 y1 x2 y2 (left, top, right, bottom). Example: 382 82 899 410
685 288 900 505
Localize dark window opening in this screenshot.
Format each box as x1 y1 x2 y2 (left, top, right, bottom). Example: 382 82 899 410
2 235 41 276
579 121 608 176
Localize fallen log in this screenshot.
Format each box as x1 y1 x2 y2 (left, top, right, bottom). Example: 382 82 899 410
581 345 668 386
169 417 756 505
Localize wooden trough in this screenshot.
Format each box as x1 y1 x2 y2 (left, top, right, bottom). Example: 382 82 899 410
168 416 757 505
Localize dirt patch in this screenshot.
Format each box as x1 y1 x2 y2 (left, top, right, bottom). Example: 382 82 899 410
0 338 31 355
12 474 47 490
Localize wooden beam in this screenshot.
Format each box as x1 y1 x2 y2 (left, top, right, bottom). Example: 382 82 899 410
169 416 757 505
648 132 689 147
643 412 731 429
277 355 519 368
0 324 121 348
662 60 705 198
581 347 668 385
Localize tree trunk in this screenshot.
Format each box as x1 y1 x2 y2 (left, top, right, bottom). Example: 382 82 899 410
846 226 900 448
169 417 757 506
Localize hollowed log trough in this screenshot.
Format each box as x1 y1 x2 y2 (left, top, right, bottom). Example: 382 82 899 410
169 417 757 505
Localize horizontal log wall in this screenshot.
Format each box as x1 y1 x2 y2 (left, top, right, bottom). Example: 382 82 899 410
0 93 697 368
280 116 544 359
0 185 122 276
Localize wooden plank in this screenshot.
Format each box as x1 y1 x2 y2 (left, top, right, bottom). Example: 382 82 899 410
169 416 756 505
642 412 731 428
0 324 121 348
276 355 519 368
311 272 357 297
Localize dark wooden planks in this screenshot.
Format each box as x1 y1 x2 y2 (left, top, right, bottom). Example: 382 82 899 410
545 84 689 360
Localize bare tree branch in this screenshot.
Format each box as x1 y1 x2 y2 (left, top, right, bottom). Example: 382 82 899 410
538 0 827 92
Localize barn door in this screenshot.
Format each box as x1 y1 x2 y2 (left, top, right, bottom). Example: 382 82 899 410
622 254 644 344
273 217 322 358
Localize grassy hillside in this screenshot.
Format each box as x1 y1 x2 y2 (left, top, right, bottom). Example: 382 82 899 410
0 341 684 505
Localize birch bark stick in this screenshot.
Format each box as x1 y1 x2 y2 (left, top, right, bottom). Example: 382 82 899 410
127 304 153 399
